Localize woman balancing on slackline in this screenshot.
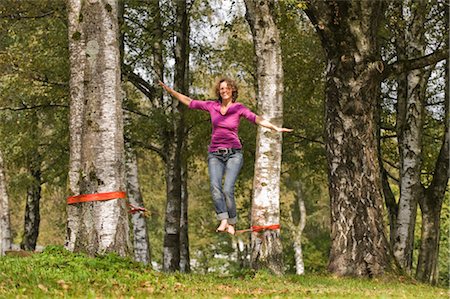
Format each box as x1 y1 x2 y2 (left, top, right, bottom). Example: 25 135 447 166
159 78 292 235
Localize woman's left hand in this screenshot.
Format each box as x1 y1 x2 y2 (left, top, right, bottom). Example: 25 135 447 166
275 127 293 133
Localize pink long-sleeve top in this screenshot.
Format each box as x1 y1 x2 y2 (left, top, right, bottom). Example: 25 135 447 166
189 100 257 152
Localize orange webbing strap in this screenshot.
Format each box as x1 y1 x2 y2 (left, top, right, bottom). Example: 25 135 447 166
127 203 149 216
67 191 149 216
67 191 127 205
236 224 281 234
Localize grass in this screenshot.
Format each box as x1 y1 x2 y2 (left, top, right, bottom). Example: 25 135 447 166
0 246 447 298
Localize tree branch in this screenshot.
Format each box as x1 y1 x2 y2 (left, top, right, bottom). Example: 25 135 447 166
291 133 325 146
382 158 399 171
0 11 55 19
123 106 151 118
382 48 448 79
424 119 449 201
122 65 157 100
0 104 68 111
126 138 167 162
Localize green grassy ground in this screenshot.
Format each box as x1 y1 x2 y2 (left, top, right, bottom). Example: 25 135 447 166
0 246 447 298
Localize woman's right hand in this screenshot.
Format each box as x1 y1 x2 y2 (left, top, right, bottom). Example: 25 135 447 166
158 81 170 92
158 81 192 106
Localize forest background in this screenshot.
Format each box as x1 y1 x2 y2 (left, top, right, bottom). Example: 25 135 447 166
0 0 448 287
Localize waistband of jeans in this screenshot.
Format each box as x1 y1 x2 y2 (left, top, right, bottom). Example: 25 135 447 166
210 148 241 155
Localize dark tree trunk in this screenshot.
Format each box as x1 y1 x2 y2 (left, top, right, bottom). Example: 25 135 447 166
20 156 41 251
305 1 390 276
381 167 398 247
162 0 190 272
162 143 182 271
416 190 443 285
179 160 190 272
416 58 449 284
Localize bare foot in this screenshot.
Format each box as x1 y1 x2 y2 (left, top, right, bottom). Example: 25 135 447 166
227 224 235 235
216 219 228 232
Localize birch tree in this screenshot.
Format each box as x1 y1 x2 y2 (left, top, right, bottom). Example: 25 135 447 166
65 0 130 256
0 149 11 256
162 0 191 272
305 1 390 276
390 0 429 272
244 0 284 275
20 111 42 251
416 54 449 284
291 181 306 275
379 0 449 282
121 0 191 271
126 151 151 264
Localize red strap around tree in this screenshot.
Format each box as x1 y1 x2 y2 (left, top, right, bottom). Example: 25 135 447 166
236 224 281 234
67 191 127 205
67 191 149 216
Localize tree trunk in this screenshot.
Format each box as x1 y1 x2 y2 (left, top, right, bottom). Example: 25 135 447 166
416 190 443 285
126 152 151 264
65 0 130 256
244 0 284 275
381 168 398 247
152 0 164 105
392 0 428 272
163 144 182 271
178 1 190 273
416 58 449 284
0 149 11 255
20 159 41 251
120 0 151 266
162 0 190 272
292 181 306 275
179 160 190 272
305 1 390 276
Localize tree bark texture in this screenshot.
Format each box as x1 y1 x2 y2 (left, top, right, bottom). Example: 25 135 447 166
179 160 190 273
152 0 164 106
0 149 11 255
392 0 428 272
65 0 130 256
20 159 41 251
305 0 390 276
178 2 190 273
162 0 190 272
126 152 151 264
244 0 284 275
416 58 449 284
292 181 306 275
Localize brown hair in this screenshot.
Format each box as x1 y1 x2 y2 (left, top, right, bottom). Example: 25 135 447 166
215 77 239 103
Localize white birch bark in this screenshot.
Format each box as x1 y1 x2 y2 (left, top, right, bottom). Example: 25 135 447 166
0 149 11 256
66 0 130 256
291 181 306 275
244 0 284 275
416 60 449 284
393 1 427 272
126 152 151 264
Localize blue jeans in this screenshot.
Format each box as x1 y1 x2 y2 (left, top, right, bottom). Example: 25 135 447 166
207 149 243 225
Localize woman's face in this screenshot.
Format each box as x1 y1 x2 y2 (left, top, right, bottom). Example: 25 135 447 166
219 81 232 102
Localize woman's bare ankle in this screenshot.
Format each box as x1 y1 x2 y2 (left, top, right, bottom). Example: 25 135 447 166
216 219 228 232
227 224 235 235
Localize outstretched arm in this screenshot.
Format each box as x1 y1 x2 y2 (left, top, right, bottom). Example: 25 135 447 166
158 81 192 106
255 116 293 133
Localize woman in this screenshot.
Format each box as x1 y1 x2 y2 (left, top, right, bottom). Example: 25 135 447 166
159 78 292 235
